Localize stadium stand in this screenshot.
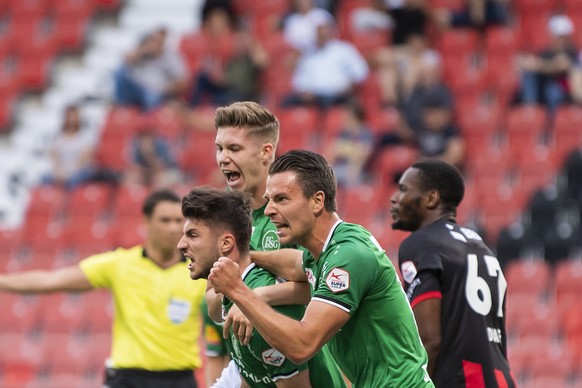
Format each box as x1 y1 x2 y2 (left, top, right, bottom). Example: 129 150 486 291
0 0 582 387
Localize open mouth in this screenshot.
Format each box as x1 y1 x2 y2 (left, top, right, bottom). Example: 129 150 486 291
223 170 241 184
273 223 289 235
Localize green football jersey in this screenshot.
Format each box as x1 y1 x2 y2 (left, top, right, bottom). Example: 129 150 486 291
303 221 433 388
223 263 347 388
251 204 281 252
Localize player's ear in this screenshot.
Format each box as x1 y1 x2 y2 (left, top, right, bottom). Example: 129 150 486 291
219 233 236 254
261 143 274 163
311 190 325 214
425 189 440 209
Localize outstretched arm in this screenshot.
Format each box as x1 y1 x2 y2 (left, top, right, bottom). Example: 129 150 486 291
0 266 93 293
250 249 306 281
210 257 350 365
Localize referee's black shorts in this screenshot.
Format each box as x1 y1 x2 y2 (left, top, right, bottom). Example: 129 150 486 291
104 368 198 388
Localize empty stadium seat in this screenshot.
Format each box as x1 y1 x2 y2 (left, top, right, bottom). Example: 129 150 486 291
504 258 551 295
554 259 582 298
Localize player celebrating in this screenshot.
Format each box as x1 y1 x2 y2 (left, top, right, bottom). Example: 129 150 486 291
390 160 515 387
209 150 433 387
179 187 346 387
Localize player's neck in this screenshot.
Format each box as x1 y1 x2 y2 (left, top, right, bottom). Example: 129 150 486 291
306 211 341 260
227 252 253 272
145 243 182 269
422 212 456 229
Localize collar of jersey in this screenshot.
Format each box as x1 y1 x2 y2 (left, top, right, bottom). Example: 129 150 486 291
142 248 187 263
240 262 256 281
322 219 343 253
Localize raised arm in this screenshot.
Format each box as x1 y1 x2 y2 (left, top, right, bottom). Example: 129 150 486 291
210 257 350 365
250 249 306 281
0 266 93 294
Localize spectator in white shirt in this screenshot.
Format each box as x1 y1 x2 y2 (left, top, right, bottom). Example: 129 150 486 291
283 0 335 53
282 17 369 110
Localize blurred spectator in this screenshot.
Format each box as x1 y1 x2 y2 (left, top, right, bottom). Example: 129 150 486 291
415 97 465 166
283 0 335 52
188 8 268 107
323 103 375 187
571 53 582 105
351 0 393 33
43 105 116 190
124 124 183 188
201 0 238 27
374 33 441 106
433 0 509 30
517 14 579 112
282 17 369 110
387 0 428 46
114 27 189 111
366 56 461 170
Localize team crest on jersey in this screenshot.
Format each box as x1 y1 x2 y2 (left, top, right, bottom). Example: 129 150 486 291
325 268 349 293
305 268 316 289
262 230 280 250
167 299 191 324
401 261 417 284
262 348 285 366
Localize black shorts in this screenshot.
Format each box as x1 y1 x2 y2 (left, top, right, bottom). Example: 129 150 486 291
104 367 197 388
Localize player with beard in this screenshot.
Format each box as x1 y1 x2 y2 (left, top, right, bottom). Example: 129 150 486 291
201 102 341 386
390 160 515 387
178 187 346 388
209 150 433 387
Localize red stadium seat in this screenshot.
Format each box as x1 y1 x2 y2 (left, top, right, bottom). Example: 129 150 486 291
111 185 149 220
277 106 320 136
374 145 417 187
485 26 519 56
518 13 552 52
0 294 41 333
504 258 551 295
550 106 582 162
554 259 582 299
437 29 480 57
38 294 87 333
365 106 399 135
349 30 390 60
322 105 350 141
66 183 112 219
101 106 142 136
180 130 219 177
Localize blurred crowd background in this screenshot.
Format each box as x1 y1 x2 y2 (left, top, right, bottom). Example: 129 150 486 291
0 0 582 387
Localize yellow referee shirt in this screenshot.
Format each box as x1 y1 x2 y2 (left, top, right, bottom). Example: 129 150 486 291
79 245 206 371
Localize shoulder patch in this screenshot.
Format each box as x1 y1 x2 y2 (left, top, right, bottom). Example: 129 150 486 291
262 348 286 366
325 268 350 293
400 261 417 284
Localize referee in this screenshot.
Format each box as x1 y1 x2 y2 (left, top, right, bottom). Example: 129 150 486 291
0 189 206 388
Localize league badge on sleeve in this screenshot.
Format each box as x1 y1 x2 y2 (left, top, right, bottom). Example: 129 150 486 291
401 261 417 284
325 268 350 293
262 348 286 367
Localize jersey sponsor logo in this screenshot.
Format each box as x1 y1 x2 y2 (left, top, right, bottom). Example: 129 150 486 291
167 298 191 324
401 261 418 284
262 348 286 366
262 230 281 250
325 268 349 293
305 268 316 289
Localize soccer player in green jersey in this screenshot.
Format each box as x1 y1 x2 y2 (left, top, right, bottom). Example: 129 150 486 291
209 149 435 387
178 187 346 387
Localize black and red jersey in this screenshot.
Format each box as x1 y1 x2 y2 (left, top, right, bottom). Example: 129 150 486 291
398 218 515 388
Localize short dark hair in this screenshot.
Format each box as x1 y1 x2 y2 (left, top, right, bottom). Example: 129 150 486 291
181 187 253 255
142 189 181 217
412 160 465 212
269 149 337 212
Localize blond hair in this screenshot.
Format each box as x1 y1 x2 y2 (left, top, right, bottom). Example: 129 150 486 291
215 101 280 146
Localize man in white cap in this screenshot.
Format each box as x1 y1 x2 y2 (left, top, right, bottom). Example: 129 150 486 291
518 14 579 112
